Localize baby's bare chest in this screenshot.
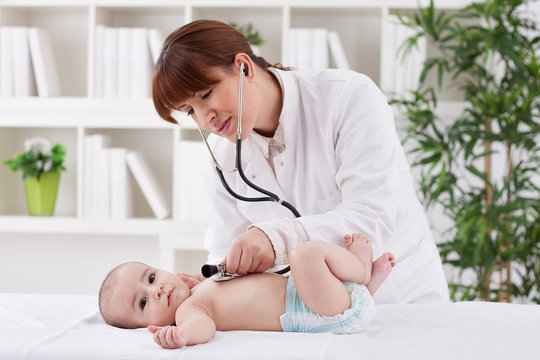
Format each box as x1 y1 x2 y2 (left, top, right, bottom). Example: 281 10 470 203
193 273 288 331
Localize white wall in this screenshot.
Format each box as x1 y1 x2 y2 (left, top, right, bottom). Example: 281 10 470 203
0 233 207 295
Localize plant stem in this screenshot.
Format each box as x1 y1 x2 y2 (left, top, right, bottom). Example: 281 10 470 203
483 116 493 299
505 144 513 302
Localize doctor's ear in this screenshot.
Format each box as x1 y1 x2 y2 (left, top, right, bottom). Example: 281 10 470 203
243 66 248 76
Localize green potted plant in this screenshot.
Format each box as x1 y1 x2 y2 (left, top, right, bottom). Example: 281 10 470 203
3 137 67 216
392 0 539 303
229 22 266 55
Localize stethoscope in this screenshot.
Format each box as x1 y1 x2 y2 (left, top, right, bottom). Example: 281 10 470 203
195 63 418 281
197 63 300 281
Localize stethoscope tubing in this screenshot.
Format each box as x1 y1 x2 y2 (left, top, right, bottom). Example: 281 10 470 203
200 63 301 280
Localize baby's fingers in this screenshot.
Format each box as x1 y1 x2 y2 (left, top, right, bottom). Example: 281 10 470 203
148 325 161 334
155 326 172 347
165 326 177 346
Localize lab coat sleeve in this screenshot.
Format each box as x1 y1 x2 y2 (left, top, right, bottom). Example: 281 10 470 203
249 218 309 265
253 77 402 262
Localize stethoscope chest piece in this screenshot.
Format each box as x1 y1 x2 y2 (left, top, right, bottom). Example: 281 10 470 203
201 263 238 282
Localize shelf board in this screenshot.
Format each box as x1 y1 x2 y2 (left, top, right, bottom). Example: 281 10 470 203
0 216 207 237
0 0 474 10
0 97 199 129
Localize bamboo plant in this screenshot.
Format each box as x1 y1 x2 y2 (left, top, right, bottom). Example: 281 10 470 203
392 0 540 302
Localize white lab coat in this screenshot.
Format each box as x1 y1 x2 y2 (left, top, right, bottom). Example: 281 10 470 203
204 69 449 304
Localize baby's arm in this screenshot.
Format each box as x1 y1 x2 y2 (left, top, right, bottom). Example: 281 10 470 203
148 303 216 349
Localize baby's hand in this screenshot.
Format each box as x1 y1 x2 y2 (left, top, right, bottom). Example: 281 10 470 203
148 325 190 349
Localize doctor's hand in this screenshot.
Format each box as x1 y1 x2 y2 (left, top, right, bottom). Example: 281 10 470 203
224 227 275 275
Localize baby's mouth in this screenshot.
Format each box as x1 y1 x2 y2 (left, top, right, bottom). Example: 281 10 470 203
167 288 174 306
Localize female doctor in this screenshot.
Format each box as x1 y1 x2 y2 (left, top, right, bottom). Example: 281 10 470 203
152 20 449 303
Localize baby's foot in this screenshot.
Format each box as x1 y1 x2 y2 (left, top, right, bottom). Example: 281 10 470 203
366 252 395 296
344 233 373 284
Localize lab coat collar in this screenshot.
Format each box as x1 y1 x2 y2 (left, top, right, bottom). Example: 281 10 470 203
251 125 286 160
265 68 299 155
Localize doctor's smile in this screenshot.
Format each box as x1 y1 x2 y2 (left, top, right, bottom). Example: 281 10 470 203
217 117 232 135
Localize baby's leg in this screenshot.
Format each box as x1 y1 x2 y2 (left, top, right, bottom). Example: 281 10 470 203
289 237 373 317
366 252 395 295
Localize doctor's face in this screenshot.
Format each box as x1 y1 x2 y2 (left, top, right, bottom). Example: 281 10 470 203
176 66 257 143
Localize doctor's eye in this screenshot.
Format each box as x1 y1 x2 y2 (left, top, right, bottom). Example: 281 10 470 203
140 297 147 310
202 90 212 99
148 273 155 284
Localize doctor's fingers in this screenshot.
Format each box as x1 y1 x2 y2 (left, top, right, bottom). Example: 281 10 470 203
254 257 274 273
224 246 242 274
236 253 255 275
248 258 263 273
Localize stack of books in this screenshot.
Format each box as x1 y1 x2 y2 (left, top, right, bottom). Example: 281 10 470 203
380 16 426 98
286 28 350 70
83 134 170 220
0 27 61 97
94 26 164 98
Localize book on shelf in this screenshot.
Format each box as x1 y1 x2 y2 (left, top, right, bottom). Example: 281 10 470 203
126 151 170 220
83 136 169 220
109 148 133 220
83 134 111 220
0 27 15 97
94 25 105 97
288 28 329 70
131 27 152 98
117 28 132 98
12 27 36 97
287 28 349 71
103 27 118 98
147 28 164 65
327 31 350 70
380 15 426 98
97 26 156 98
28 27 62 97
1 26 38 97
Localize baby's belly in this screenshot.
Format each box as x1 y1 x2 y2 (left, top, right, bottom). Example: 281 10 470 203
212 273 288 331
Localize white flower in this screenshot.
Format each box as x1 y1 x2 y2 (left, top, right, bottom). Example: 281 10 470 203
36 160 43 170
43 160 53 172
24 137 52 155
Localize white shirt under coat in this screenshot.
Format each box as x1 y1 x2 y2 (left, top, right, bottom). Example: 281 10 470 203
204 68 449 304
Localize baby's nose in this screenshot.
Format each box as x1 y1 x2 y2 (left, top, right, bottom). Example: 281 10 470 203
154 284 164 299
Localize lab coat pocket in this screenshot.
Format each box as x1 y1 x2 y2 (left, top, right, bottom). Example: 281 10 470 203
316 189 342 213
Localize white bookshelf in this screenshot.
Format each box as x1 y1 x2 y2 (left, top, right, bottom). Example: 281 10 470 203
0 0 470 294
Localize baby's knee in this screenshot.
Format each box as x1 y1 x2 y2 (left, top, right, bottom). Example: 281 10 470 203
290 241 322 267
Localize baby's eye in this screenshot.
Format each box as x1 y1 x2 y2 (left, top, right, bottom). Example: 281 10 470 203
186 109 194 117
148 273 155 284
140 297 147 310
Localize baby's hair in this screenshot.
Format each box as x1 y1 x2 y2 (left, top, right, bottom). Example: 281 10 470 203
98 262 141 329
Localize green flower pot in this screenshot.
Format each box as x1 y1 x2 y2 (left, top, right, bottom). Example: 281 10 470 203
23 172 60 216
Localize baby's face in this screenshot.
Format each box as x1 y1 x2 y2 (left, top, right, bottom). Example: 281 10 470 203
108 262 191 328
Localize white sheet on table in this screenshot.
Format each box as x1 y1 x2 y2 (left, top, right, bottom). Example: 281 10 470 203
1 293 539 360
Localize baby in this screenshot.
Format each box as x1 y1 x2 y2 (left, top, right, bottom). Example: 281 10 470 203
99 234 394 349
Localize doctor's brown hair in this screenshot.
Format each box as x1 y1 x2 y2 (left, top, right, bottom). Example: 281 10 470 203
152 19 289 125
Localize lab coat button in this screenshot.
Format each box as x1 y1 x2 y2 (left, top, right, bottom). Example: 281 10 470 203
280 161 284 167
251 175 256 180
